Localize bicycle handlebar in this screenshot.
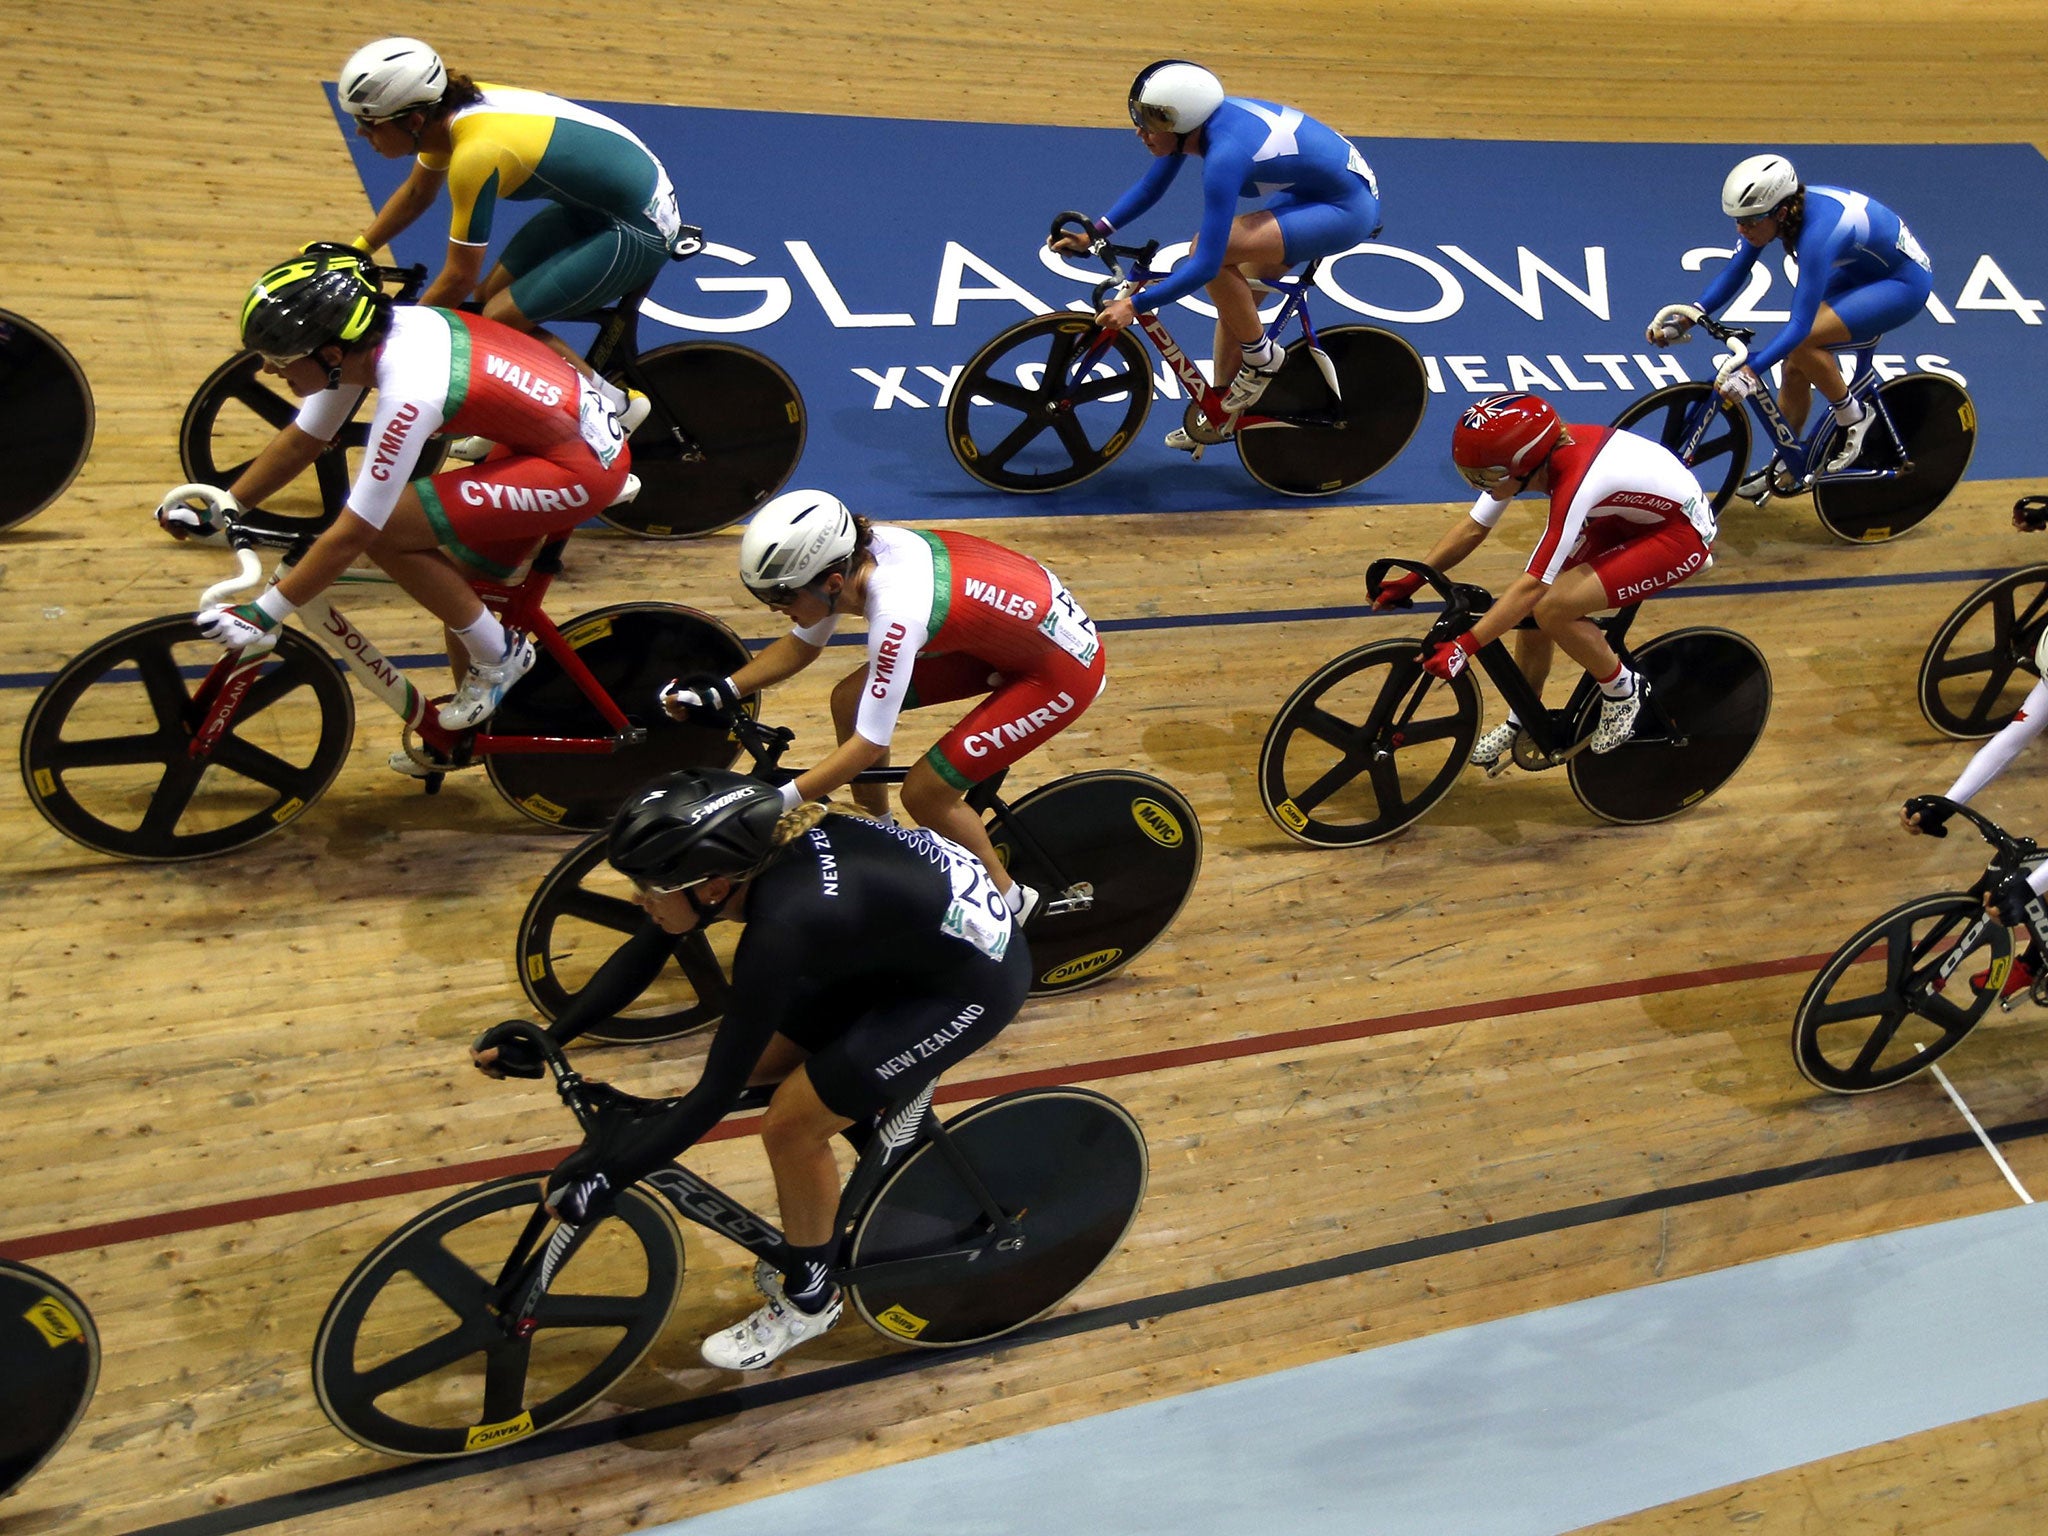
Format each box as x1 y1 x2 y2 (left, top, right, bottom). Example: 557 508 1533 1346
1366 557 1462 611
199 547 266 609
1903 795 2041 865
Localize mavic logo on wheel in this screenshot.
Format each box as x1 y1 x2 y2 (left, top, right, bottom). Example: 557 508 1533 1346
25 1297 82 1347
1274 799 1309 832
464 1413 535 1451
873 1304 930 1339
1041 948 1122 987
1131 798 1183 847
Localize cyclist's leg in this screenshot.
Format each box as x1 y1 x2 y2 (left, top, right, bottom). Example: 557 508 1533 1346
1206 212 1288 392
1778 303 1855 434
488 208 669 384
1534 521 1710 682
906 650 1108 901
405 445 634 673
1215 181 1378 402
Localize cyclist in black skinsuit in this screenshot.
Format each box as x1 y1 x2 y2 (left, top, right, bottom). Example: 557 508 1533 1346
473 767 1030 1371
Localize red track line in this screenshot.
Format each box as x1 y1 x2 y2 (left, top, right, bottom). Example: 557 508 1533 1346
0 950 1829 1263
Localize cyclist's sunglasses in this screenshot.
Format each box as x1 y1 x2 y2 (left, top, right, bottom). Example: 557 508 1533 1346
1456 463 1520 491
630 873 705 898
257 350 310 371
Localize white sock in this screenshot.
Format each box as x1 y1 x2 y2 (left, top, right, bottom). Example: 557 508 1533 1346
1831 396 1865 424
1241 336 1279 371
1598 665 1636 700
453 612 509 667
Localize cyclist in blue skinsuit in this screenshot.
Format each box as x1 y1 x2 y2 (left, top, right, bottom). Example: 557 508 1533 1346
1646 153 1934 498
1050 60 1380 452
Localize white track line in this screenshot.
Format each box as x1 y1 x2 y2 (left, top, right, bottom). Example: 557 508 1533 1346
1931 1061 2034 1204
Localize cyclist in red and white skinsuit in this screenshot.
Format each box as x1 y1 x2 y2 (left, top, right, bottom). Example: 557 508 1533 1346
157 246 634 769
1374 392 1717 761
660 489 1106 925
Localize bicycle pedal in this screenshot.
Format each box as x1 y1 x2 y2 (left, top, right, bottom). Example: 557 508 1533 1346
1045 882 1095 917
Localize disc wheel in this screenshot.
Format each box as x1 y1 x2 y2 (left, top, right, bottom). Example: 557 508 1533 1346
1567 628 1772 825
989 773 1202 994
313 1175 684 1458
179 351 447 536
516 831 737 1042
944 313 1152 492
1611 382 1752 513
0 1261 100 1498
0 310 95 531
1258 638 1479 847
1792 894 2009 1093
602 342 805 538
1812 374 1976 543
847 1089 1147 1348
22 616 354 860
1235 325 1427 496
484 604 747 831
1917 565 2048 739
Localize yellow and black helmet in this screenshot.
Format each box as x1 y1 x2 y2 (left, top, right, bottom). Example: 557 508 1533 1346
239 245 385 360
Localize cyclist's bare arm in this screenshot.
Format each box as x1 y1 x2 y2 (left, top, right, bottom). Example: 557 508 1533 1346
1420 510 1494 576
732 633 826 694
419 240 487 309
791 731 888 806
225 422 330 509
361 162 447 255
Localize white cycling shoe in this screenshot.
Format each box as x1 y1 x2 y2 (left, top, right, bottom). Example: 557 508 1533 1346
1470 720 1521 773
617 388 650 436
1825 407 1876 473
700 1280 843 1371
438 633 536 731
1590 677 1648 755
1219 353 1285 414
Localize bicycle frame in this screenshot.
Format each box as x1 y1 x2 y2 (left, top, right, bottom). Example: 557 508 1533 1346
1369 557 1670 764
185 532 642 765
1061 214 1330 434
1675 319 1909 493
484 1034 1025 1336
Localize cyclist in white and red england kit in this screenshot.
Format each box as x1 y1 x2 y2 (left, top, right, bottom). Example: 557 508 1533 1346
157 246 634 763
660 489 1107 925
1374 392 1717 760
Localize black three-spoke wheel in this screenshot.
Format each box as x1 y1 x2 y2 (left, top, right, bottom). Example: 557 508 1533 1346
1259 639 1480 847
945 314 1154 492
312 1176 685 1458
21 617 354 860
1793 894 2011 1093
1917 566 2048 739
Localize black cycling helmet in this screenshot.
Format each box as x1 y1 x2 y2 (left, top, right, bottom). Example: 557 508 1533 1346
239 246 387 360
608 768 788 892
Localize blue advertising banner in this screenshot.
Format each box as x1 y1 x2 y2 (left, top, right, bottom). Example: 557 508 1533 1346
334 96 2048 517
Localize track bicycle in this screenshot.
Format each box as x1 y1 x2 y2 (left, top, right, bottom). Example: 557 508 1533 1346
0 309 95 533
0 1260 100 1498
516 712 1204 1040
20 511 749 860
1916 495 2048 738
1258 558 1772 847
1612 313 1975 543
311 1020 1148 1458
944 210 1426 497
1793 797 2046 1093
179 236 805 541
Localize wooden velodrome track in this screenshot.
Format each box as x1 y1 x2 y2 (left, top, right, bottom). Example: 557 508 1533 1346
6 2 2048 1530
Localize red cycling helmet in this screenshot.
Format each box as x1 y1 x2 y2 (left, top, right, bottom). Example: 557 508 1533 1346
1451 393 1565 489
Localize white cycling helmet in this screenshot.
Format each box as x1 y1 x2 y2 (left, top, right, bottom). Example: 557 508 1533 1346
1128 60 1225 134
338 37 448 122
740 490 859 595
1721 154 1800 219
